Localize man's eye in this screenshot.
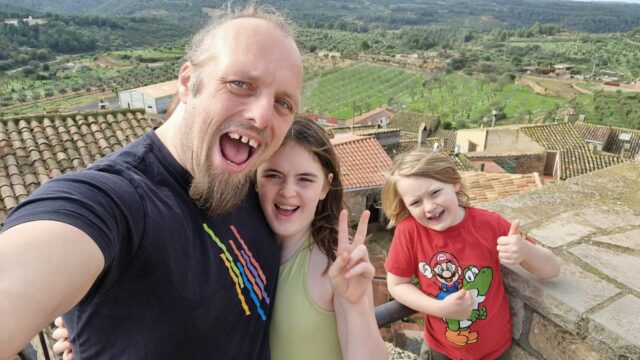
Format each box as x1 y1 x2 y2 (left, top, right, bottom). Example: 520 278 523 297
230 80 249 89
275 98 293 111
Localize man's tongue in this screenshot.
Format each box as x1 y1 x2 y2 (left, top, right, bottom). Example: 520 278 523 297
220 135 250 165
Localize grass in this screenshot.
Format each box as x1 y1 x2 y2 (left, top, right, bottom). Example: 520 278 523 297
304 63 571 127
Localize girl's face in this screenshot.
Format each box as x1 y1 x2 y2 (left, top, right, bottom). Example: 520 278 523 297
255 141 332 245
396 176 465 232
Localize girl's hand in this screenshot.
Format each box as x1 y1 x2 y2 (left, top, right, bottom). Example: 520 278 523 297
328 210 375 304
52 316 74 360
497 220 531 265
438 289 473 320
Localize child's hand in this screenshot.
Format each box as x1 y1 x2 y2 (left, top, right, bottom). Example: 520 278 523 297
438 289 473 320
329 210 375 304
52 316 74 360
497 220 531 265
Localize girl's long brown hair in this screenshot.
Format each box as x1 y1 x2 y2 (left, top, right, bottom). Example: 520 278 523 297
284 116 344 270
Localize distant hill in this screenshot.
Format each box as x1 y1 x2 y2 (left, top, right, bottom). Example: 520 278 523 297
3 0 640 33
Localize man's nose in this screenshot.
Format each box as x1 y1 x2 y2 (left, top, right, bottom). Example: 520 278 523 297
247 95 274 129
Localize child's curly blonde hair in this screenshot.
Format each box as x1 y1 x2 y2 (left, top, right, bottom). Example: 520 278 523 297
382 148 469 228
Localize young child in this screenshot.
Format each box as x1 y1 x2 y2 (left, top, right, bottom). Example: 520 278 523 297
53 117 387 360
382 149 559 360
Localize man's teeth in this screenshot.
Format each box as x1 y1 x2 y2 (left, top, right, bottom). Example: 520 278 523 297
228 132 258 148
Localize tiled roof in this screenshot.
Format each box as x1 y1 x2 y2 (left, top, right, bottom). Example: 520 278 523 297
352 107 395 125
573 122 611 144
448 152 477 172
389 111 440 134
384 138 418 159
462 171 543 206
573 122 640 160
327 124 379 138
126 80 178 98
520 122 588 151
331 135 393 190
0 109 162 224
518 122 629 180
559 149 626 180
301 112 341 127
431 129 457 150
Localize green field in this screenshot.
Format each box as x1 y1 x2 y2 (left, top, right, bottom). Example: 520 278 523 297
303 63 570 127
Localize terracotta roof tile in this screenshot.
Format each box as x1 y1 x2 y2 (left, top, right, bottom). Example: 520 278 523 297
573 122 640 160
331 136 393 190
327 124 380 138
352 108 396 125
389 111 440 134
0 109 162 225
559 148 626 180
431 129 457 150
520 122 588 151
462 171 543 205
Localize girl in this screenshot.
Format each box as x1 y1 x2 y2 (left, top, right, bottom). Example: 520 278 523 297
382 148 559 360
53 117 387 360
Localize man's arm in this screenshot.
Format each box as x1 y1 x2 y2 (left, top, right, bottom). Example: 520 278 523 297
0 220 104 358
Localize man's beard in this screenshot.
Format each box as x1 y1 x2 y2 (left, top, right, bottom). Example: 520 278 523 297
189 163 251 217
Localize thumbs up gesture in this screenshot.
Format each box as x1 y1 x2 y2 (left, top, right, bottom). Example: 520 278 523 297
497 220 531 265
328 210 375 304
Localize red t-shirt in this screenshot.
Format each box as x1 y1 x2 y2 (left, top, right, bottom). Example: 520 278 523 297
385 207 521 360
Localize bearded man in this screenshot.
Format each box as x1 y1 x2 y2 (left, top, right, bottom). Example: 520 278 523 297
0 4 303 359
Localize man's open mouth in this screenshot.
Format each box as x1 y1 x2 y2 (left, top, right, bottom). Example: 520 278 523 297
220 132 259 165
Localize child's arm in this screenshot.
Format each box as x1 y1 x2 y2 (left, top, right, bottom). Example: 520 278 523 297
330 210 388 360
497 220 560 279
387 273 473 320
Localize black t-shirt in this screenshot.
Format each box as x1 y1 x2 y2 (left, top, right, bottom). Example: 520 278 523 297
4 131 279 359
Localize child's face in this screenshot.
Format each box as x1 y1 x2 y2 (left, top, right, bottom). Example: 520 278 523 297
255 141 332 245
396 176 465 232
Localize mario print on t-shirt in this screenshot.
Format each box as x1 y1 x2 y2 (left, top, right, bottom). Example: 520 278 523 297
419 252 493 346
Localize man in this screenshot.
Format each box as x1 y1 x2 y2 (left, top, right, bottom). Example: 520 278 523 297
0 4 303 359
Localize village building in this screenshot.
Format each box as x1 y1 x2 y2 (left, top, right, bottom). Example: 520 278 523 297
330 135 393 225
118 80 178 114
351 107 395 127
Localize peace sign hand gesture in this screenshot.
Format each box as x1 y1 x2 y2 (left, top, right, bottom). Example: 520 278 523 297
328 210 375 304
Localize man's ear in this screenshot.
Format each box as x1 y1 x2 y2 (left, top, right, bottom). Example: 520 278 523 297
178 62 193 103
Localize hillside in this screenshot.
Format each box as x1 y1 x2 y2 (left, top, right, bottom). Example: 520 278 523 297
3 0 640 33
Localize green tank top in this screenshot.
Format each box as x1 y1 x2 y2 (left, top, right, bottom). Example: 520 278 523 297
269 237 342 360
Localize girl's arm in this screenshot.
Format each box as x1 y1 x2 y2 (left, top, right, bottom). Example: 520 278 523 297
330 210 387 360
331 251 387 360
386 273 473 320
497 220 560 279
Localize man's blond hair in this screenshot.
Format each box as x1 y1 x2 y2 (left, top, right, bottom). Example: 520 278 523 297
185 3 296 96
